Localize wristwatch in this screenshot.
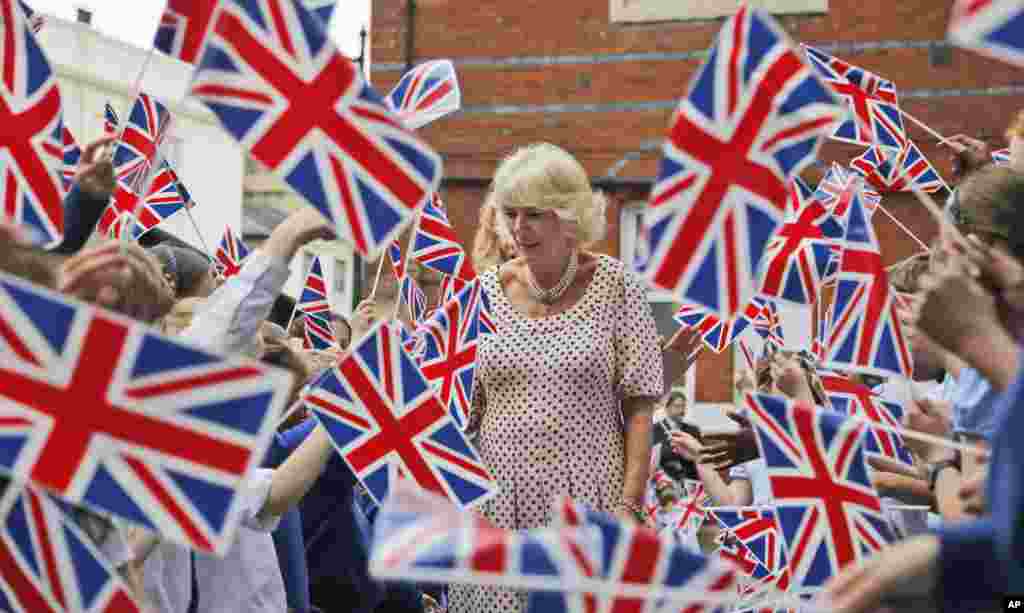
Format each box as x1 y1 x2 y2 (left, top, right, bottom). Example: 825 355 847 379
927 458 960 492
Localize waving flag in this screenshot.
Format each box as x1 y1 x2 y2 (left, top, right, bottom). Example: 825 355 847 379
388 241 407 281
556 497 737 611
819 371 914 467
0 484 141 613
305 321 496 508
949 0 1024 68
302 0 336 25
752 300 785 352
0 271 291 553
412 195 475 280
103 102 119 135
642 6 842 319
419 281 488 429
61 124 81 192
191 0 442 259
370 481 598 593
439 275 470 307
992 148 1012 165
851 141 944 194
676 479 709 534
303 313 337 350
745 393 893 591
18 1 43 33
759 178 844 305
825 187 913 378
102 93 172 235
710 507 786 574
803 45 906 150
715 532 771 580
154 0 221 64
401 276 428 324
296 256 331 319
673 298 764 353
386 59 462 130
125 162 192 239
216 225 251 279
814 163 881 219
0 0 64 247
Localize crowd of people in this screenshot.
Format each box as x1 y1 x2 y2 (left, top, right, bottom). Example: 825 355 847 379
5 104 1024 612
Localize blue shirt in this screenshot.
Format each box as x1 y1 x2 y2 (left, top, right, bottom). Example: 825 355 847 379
938 349 1024 611
952 367 1001 440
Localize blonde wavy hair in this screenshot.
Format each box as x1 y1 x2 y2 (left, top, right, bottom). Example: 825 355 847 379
485 143 607 248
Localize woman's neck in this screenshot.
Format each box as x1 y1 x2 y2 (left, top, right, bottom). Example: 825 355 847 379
525 251 572 289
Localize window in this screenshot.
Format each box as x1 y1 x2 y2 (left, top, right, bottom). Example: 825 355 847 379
620 204 697 402
610 0 827 23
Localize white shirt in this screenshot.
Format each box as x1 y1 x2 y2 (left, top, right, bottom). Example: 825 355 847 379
728 459 773 505
142 469 282 613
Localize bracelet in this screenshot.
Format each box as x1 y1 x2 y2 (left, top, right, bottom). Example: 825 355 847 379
620 499 647 520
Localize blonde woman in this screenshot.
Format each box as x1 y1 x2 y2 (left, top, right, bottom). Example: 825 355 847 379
451 144 664 612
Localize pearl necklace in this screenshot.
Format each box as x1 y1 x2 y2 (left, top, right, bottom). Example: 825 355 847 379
526 250 579 305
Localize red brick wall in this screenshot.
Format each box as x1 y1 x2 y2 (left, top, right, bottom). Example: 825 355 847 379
373 0 1022 401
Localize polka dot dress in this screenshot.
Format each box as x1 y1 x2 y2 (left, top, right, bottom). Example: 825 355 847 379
449 255 664 613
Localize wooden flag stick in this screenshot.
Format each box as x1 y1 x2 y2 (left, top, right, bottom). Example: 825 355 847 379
900 108 952 145
875 203 932 252
369 252 387 300
913 188 969 248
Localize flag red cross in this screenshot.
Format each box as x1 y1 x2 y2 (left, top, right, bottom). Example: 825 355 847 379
678 489 706 530
828 248 896 367
205 8 427 251
317 333 455 496
164 0 218 64
400 68 454 113
0 493 65 613
420 317 476 413
0 85 62 219
827 68 896 134
753 402 882 565
650 48 822 313
760 203 829 298
0 314 261 549
823 375 903 459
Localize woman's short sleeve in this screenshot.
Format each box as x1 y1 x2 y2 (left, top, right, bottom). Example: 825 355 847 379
614 266 664 399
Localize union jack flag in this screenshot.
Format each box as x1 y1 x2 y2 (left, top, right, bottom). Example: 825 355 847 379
126 163 192 240
745 393 893 591
673 298 764 353
388 241 407 281
61 124 81 192
948 0 1024 68
819 371 914 467
439 275 470 307
710 507 786 574
102 93 172 235
191 0 442 259
0 271 291 553
0 0 64 247
759 178 843 305
0 483 141 613
102 102 119 135
305 320 496 508
556 496 737 610
752 300 785 352
814 163 881 220
296 256 331 319
370 481 597 593
302 0 336 25
992 147 1012 164
303 313 337 350
216 225 251 279
716 531 770 580
386 59 462 130
642 7 842 319
412 195 475 281
419 281 488 429
18 1 43 34
676 479 709 534
824 188 913 378
154 0 221 64
803 45 906 150
100 161 186 240
401 276 428 324
851 141 944 193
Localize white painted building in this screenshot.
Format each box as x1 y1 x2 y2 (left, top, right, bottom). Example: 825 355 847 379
37 13 243 256
35 10 362 315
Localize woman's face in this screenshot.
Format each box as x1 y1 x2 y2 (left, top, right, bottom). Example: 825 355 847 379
502 206 566 262
666 397 687 418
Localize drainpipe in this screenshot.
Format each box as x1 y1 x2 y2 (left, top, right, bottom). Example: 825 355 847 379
404 0 416 72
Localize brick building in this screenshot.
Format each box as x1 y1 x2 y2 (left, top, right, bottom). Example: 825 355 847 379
370 0 1024 402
